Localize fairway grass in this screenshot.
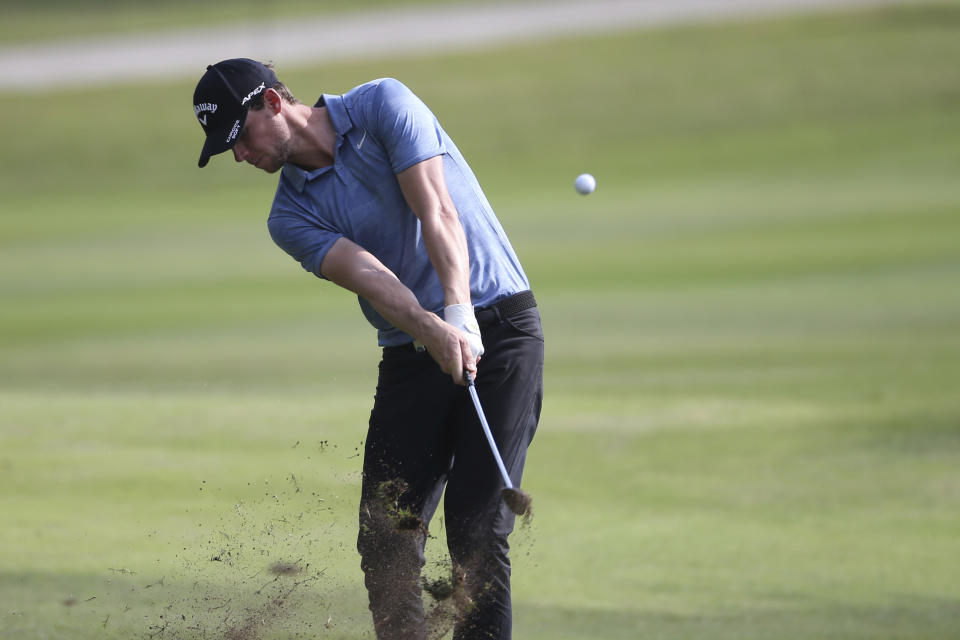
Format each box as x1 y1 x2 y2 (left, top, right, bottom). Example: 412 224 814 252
3 3 960 639
0 0 502 45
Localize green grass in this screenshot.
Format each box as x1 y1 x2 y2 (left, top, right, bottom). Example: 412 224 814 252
0 0 517 45
2 3 960 638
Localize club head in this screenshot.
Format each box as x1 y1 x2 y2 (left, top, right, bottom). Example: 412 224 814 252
502 487 533 520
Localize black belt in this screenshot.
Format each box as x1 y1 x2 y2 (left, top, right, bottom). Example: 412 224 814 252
385 290 537 353
475 290 537 326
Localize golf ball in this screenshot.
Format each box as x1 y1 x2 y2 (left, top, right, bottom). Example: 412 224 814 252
575 173 596 195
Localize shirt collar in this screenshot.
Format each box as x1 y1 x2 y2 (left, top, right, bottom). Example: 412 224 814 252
281 94 352 192
321 93 353 137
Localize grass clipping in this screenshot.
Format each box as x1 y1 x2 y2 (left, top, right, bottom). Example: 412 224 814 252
129 473 533 638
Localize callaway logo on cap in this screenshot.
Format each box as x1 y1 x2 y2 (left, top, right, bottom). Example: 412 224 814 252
193 58 278 168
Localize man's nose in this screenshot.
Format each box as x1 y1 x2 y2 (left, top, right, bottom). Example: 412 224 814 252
233 143 246 162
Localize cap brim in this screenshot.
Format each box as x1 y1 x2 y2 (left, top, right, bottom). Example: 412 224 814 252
198 142 213 168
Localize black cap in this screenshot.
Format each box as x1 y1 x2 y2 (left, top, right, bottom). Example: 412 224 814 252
193 58 278 168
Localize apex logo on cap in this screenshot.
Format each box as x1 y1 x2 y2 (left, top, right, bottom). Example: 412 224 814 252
241 83 266 106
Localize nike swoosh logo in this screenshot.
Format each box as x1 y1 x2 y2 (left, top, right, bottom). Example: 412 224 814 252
356 130 367 151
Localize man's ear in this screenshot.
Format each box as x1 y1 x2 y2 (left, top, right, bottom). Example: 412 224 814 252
264 88 283 114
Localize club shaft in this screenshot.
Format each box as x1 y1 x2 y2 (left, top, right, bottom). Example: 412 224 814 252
466 379 514 490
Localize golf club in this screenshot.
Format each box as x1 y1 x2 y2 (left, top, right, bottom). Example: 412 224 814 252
464 371 533 518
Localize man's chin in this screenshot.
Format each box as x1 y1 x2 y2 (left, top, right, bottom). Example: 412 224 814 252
254 160 282 174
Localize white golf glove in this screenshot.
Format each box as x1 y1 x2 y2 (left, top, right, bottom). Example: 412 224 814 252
444 303 485 358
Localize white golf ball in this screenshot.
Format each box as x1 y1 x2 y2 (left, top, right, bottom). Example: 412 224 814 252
575 173 596 195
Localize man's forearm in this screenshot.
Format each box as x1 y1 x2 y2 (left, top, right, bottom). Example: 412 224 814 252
419 205 472 307
364 270 447 341
320 236 475 383
397 156 473 308
321 239 443 341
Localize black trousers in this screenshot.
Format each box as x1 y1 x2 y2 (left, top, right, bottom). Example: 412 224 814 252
358 293 544 640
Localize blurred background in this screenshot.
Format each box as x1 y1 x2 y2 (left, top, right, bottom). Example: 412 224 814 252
2 1 959 638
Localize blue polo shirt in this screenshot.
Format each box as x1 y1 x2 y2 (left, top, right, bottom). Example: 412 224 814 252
267 78 530 346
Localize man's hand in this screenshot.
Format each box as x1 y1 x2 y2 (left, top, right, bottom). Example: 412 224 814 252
443 303 484 359
419 316 477 386
408 312 477 385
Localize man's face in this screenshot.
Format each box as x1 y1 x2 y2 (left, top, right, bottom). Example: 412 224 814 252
231 105 289 174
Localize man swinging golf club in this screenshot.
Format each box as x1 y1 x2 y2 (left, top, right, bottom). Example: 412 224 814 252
192 58 543 640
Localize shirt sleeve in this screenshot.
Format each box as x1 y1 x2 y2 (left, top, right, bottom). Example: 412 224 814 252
268 187 343 280
369 78 447 174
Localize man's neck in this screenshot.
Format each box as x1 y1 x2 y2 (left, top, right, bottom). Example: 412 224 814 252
286 104 337 171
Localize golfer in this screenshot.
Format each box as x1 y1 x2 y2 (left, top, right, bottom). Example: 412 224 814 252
192 58 543 640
